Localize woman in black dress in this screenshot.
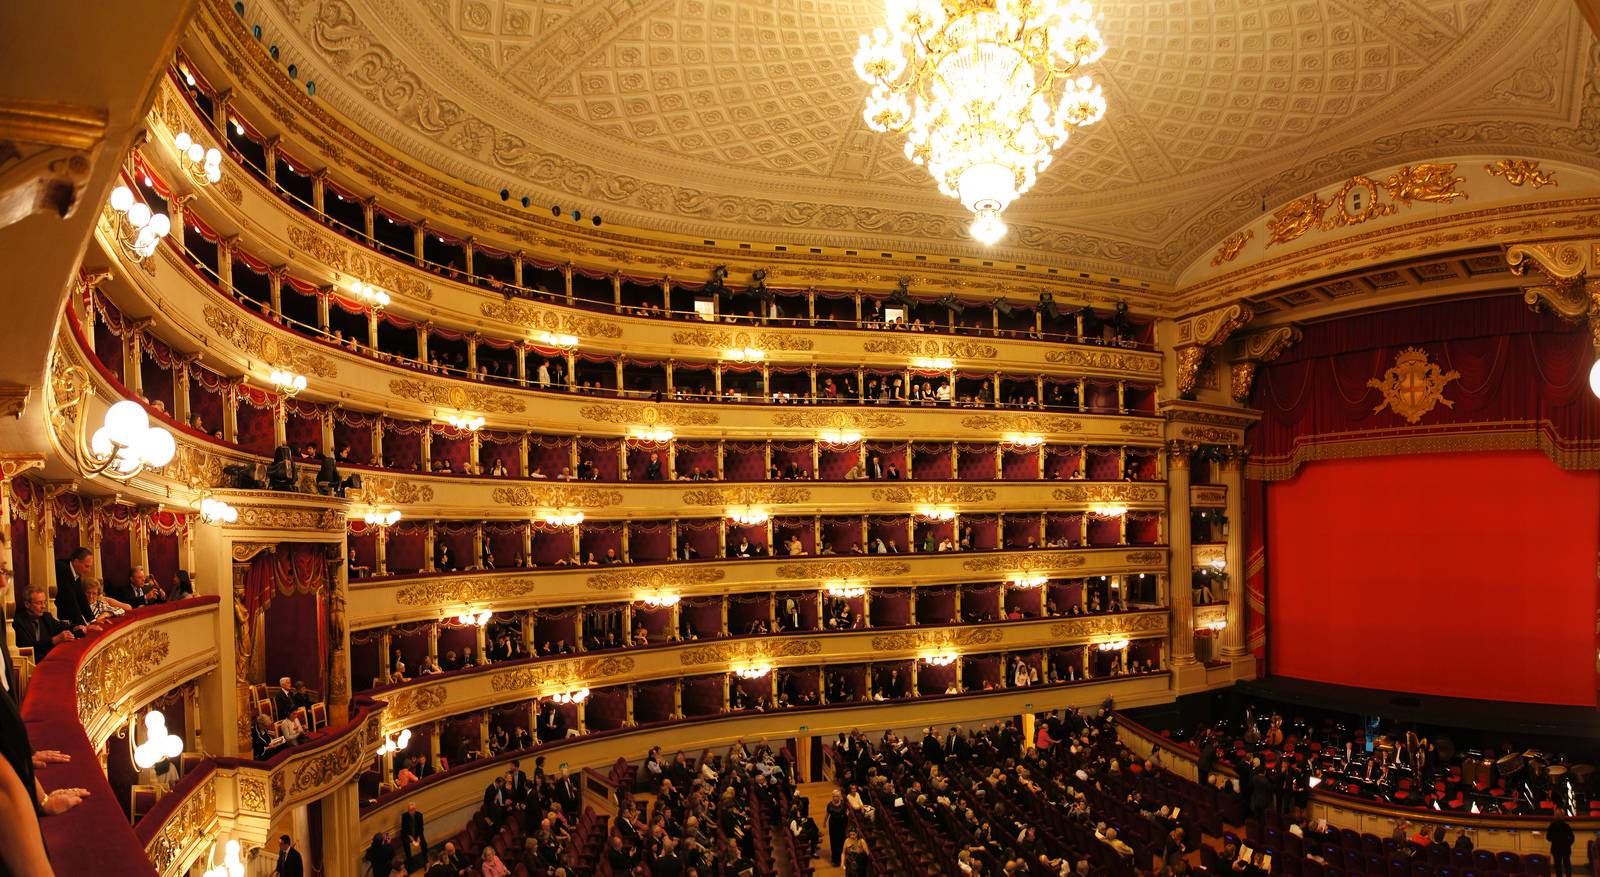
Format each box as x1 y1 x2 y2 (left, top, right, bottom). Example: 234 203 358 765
826 789 849 866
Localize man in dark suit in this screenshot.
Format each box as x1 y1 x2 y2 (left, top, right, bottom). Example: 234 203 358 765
13 587 76 662
274 835 303 877
55 548 95 629
400 803 427 870
108 566 164 608
271 677 296 721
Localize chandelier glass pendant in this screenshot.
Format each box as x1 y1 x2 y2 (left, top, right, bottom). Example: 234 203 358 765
854 0 1108 244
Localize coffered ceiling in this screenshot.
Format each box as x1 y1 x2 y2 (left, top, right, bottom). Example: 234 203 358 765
252 0 1597 282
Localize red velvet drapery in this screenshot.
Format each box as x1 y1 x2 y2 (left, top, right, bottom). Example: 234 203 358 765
1247 294 1600 478
245 545 329 693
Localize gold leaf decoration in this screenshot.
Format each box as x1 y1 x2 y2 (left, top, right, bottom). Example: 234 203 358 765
1366 347 1461 424
286 225 432 299
770 410 906 429
1179 425 1241 445
1117 420 1162 437
958 414 1083 434
869 485 996 504
869 628 1004 651
679 638 823 665
670 328 815 351
1048 611 1168 639
76 628 170 730
380 683 448 720
1124 550 1166 565
1051 484 1161 503
481 299 623 339
395 575 540 606
229 505 346 532
490 485 623 508
680 486 812 506
1383 163 1467 205
578 403 719 426
490 656 636 692
861 337 997 359
203 305 339 378
1043 349 1162 373
387 378 526 414
145 774 215 874
585 566 727 592
238 777 268 812
961 552 1086 573
1485 159 1556 188
355 475 435 506
772 559 913 580
1211 229 1254 267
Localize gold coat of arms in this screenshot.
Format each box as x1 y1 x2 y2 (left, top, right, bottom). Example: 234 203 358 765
1367 347 1461 424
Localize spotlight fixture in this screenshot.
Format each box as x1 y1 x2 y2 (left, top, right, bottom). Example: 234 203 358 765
82 400 177 480
592 216 602 227
499 188 510 201
521 196 531 208
172 132 223 185
570 210 581 221
269 369 308 397
132 710 183 769
107 185 171 262
551 205 562 217
198 496 239 525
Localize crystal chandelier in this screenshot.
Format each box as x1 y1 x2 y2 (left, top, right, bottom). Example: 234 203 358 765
854 0 1108 244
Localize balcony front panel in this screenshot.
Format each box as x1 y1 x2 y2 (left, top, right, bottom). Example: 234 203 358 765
346 546 1169 626
74 597 222 751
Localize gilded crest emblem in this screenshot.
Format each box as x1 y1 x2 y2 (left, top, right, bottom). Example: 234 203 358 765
1366 347 1460 424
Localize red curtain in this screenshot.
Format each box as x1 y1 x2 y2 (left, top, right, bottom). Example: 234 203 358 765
629 521 672 562
956 443 997 480
723 442 765 480
1248 294 1600 478
236 401 276 456
98 524 132 593
247 545 329 693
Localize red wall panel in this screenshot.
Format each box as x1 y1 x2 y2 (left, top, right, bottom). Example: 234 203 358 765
1267 451 1598 706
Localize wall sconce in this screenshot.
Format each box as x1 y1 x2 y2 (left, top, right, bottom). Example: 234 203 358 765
1004 434 1044 448
727 507 770 526
269 369 308 397
734 663 773 680
172 131 223 185
922 651 959 667
552 688 590 704
107 185 170 262
1202 619 1227 632
630 426 674 443
82 399 177 480
350 280 391 309
362 509 402 527
377 728 412 756
201 839 246 877
1208 557 1227 572
824 581 866 598
454 608 492 626
198 496 239 525
819 428 862 447
536 331 579 352
1096 639 1130 652
1089 503 1128 519
132 710 183 769
446 413 485 431
1010 574 1048 589
639 592 680 607
722 347 765 362
911 356 954 370
539 510 584 527
917 506 955 522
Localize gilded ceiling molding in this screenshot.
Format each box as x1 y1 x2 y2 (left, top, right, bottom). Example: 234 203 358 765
1227 325 1302 404
0 97 107 229
1173 303 1253 398
1485 159 1557 188
1507 238 1600 349
1210 229 1254 267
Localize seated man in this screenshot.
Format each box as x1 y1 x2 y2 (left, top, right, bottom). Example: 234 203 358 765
12 586 78 660
109 565 165 608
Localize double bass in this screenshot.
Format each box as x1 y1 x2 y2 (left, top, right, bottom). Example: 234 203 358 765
1265 716 1286 747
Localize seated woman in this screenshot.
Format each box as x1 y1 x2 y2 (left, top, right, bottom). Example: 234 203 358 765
83 579 130 621
252 713 286 760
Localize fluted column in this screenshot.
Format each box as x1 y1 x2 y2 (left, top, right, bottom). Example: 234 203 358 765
319 778 360 877
1221 451 1249 658
1167 441 1197 673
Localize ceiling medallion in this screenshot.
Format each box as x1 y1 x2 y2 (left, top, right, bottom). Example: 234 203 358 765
854 0 1107 246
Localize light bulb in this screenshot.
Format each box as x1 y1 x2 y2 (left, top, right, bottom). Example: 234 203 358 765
126 202 152 229
204 147 221 166
1589 360 1600 399
110 185 134 212
140 427 176 467
969 208 1007 245
147 213 171 238
174 132 193 152
105 400 151 442
187 143 205 164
